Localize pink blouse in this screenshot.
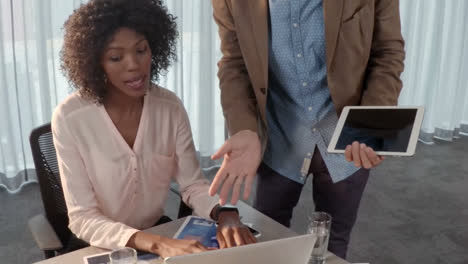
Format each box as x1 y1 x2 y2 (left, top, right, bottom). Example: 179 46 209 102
52 86 218 249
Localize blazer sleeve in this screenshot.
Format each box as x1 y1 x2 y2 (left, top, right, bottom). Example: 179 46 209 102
173 101 219 219
52 109 139 250
212 0 259 136
361 0 405 105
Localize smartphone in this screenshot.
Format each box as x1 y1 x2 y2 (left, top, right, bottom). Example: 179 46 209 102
136 250 159 260
245 223 261 238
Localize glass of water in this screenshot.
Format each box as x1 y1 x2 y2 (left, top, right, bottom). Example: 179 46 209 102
308 212 332 264
109 247 137 264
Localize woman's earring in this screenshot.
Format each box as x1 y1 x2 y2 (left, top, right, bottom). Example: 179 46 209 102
103 75 108 84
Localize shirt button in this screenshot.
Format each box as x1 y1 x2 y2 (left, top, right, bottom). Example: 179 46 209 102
297 53 302 58
308 107 313 111
302 82 308 87
312 128 317 132
293 23 298 28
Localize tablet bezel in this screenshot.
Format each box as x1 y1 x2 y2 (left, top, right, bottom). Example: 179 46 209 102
327 106 425 156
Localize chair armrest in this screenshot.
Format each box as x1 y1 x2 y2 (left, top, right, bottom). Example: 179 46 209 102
201 166 220 181
169 182 181 197
28 214 63 251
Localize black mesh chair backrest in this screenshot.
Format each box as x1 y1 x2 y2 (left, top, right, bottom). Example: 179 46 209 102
29 123 72 246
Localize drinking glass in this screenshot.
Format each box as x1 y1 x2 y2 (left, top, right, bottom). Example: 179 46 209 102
308 212 332 264
109 247 137 264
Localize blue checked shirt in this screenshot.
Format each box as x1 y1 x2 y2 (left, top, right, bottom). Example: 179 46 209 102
263 0 359 184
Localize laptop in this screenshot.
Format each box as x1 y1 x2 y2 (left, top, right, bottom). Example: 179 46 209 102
164 234 317 264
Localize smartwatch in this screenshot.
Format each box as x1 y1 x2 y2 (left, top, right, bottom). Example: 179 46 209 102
211 204 239 222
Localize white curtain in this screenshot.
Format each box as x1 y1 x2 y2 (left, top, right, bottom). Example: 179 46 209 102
0 0 87 193
0 0 223 193
399 0 468 143
160 0 225 159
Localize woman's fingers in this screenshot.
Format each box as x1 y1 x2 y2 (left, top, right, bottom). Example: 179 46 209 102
217 231 227 249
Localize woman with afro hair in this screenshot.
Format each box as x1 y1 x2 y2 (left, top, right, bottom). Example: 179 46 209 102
52 0 255 258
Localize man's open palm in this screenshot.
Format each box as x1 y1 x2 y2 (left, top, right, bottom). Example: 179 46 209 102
209 130 262 205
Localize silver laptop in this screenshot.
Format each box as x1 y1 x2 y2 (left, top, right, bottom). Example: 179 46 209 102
164 234 317 264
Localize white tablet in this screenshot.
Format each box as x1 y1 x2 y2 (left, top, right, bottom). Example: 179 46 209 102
327 106 425 156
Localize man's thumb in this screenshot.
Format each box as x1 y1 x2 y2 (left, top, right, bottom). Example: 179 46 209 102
211 141 231 160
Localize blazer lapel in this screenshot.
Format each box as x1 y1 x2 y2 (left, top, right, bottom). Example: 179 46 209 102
248 0 269 88
323 0 344 72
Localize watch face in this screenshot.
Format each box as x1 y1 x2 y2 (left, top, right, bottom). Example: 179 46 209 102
220 207 238 212
215 206 239 221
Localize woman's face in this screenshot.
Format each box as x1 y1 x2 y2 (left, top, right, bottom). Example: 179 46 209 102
101 27 152 99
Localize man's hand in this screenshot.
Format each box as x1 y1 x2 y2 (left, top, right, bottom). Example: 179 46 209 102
209 130 262 205
345 141 385 169
216 211 257 248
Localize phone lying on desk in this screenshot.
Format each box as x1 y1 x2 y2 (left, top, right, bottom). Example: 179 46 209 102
245 223 261 238
136 250 159 260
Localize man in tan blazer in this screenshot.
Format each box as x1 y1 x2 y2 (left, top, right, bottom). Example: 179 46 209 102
209 0 405 258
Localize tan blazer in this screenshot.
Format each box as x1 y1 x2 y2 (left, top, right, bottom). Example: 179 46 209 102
212 0 405 137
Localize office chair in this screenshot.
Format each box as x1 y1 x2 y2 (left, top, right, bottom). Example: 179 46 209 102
28 123 193 259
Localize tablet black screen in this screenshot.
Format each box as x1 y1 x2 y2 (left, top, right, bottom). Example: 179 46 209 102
335 109 417 152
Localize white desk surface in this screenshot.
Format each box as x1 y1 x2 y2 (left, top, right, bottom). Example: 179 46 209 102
34 201 348 264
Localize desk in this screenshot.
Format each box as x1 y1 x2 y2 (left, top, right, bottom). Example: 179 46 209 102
34 202 348 264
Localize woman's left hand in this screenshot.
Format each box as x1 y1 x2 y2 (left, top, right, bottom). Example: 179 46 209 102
216 211 257 248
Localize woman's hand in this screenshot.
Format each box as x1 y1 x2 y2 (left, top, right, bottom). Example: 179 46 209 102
126 231 209 259
154 237 209 258
216 211 257 248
